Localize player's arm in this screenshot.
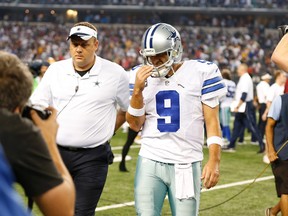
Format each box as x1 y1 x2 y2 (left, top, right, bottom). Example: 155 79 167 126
201 102 222 189
271 30 288 72
265 95 281 163
262 100 272 121
115 109 126 132
265 117 278 162
33 182 75 216
234 92 246 112
126 65 152 132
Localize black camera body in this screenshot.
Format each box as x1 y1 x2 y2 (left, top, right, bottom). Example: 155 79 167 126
278 25 288 39
22 105 51 120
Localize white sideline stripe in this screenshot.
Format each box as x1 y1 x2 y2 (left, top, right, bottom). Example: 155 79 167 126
201 175 274 192
96 201 135 211
111 145 141 151
96 175 274 212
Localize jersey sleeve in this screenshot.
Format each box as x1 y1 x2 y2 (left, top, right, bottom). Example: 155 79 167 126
201 61 227 101
268 95 282 121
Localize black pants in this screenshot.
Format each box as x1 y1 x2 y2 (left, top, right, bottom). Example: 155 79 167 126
121 127 138 163
58 142 113 216
229 101 265 151
258 103 267 140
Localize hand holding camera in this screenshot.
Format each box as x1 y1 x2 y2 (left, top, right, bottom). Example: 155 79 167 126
23 105 59 147
22 104 51 120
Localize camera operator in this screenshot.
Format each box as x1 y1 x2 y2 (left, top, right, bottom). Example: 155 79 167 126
271 25 288 72
0 51 75 216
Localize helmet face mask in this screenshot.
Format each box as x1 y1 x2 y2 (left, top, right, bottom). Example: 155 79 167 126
140 23 183 78
144 51 173 77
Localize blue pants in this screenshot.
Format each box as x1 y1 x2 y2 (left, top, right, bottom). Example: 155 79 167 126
134 156 201 216
228 101 264 151
58 142 113 216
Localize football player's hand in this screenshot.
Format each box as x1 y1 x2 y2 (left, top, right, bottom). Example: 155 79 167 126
134 65 153 92
201 159 220 189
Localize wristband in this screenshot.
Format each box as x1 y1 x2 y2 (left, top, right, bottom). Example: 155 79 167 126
206 136 223 147
127 105 145 116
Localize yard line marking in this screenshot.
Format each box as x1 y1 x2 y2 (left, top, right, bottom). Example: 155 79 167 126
201 175 274 192
111 145 141 151
96 201 135 211
96 175 274 212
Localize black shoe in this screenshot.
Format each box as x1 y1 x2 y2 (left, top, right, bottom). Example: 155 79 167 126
119 161 129 172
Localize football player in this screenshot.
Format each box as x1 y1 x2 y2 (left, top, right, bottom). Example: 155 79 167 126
126 23 227 216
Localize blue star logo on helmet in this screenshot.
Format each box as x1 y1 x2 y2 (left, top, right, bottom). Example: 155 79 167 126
167 30 180 41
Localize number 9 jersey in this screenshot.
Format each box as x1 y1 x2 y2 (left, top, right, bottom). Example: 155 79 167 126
129 60 227 164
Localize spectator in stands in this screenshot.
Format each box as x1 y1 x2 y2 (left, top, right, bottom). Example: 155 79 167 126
0 51 75 216
30 22 130 215
126 23 226 216
0 22 279 77
265 94 288 216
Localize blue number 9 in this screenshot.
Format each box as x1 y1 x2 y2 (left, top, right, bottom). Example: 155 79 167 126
156 90 180 132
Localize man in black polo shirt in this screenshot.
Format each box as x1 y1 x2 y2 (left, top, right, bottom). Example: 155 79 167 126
265 94 288 216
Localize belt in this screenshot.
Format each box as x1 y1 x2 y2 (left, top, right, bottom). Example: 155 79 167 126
58 145 88 151
152 159 190 166
58 141 109 151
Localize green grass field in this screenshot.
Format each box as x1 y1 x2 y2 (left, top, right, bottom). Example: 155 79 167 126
17 130 277 216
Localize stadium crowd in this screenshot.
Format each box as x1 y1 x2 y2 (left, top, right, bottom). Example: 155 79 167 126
1 0 288 8
1 0 288 213
0 21 280 80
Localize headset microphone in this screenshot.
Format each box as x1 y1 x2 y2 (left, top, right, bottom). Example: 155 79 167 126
57 86 78 117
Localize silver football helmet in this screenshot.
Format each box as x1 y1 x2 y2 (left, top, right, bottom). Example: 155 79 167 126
140 23 183 78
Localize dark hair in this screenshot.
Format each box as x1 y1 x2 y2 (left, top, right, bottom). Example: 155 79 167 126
0 51 33 111
221 69 231 80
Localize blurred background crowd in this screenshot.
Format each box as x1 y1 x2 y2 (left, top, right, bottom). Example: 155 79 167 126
0 0 287 81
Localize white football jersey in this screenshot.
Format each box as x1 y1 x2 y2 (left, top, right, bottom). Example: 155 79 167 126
220 79 236 108
130 60 226 163
128 65 142 98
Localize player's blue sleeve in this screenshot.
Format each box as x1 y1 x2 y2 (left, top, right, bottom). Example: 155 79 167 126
268 95 282 121
240 92 247 101
201 62 227 100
